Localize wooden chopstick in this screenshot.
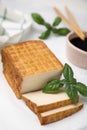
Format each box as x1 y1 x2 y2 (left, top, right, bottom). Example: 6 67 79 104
65 6 85 40
54 7 85 40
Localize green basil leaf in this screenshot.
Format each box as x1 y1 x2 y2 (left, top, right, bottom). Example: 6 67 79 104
42 79 63 94
52 28 59 33
39 30 51 39
65 84 78 103
60 79 66 84
31 13 45 25
69 78 77 84
44 22 52 30
52 28 70 35
52 17 62 26
63 63 74 81
61 78 76 84
76 82 87 96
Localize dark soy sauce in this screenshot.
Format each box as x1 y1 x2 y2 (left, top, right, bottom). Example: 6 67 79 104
70 37 87 52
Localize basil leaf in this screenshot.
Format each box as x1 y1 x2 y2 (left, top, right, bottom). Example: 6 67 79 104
52 17 62 26
60 79 66 84
52 28 59 33
76 82 87 96
65 84 78 103
44 22 52 30
43 79 63 94
69 78 77 84
63 63 74 81
52 28 70 35
58 28 70 35
61 78 76 85
39 30 51 39
31 13 45 25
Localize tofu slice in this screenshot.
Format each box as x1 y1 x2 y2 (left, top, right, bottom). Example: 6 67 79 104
22 90 73 113
38 102 83 125
2 40 63 98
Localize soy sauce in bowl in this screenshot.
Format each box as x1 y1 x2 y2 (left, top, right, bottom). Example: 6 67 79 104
66 31 87 69
70 37 87 52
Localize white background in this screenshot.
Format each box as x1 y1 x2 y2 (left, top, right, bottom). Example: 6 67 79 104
0 0 87 130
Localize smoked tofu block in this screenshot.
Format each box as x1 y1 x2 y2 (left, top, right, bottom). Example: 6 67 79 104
38 102 83 125
1 40 84 125
1 40 63 98
22 90 73 113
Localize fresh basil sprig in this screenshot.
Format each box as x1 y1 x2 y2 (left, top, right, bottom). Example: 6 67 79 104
31 13 70 39
76 82 87 96
39 30 51 39
42 63 87 103
65 83 78 103
52 17 62 26
43 79 63 94
31 13 45 25
52 28 70 36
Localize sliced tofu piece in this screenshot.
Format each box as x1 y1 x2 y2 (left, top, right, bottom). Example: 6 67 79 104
38 102 83 125
2 40 63 98
22 90 73 113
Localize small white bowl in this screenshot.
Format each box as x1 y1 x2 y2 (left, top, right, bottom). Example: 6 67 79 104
66 31 87 69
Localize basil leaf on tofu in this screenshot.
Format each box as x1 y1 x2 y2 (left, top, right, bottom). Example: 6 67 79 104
43 79 63 94
76 82 87 96
65 83 78 103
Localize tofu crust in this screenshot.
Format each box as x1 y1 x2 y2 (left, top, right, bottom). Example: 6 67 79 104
1 40 63 98
22 94 73 114
37 103 83 125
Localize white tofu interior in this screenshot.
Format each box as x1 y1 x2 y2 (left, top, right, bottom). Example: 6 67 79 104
22 90 70 106
40 103 82 116
21 69 62 94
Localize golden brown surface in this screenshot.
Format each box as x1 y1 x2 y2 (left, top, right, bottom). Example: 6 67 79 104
2 49 22 98
38 103 83 125
1 40 63 98
2 40 63 78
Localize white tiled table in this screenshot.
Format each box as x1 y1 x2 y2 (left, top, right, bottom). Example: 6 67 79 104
0 1 87 130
